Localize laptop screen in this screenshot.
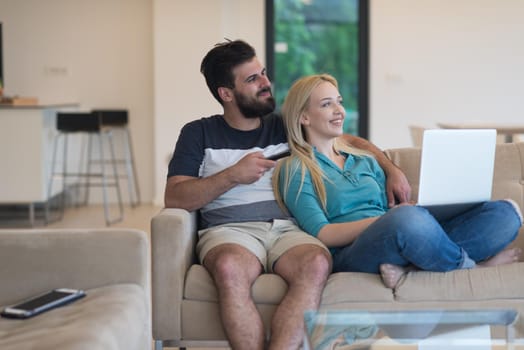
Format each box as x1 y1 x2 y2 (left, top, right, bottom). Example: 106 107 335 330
417 129 496 206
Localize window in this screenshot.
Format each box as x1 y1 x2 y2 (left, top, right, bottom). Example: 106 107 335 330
266 0 369 137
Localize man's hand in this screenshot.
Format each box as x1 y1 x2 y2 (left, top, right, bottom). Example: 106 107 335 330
385 166 412 207
229 151 277 185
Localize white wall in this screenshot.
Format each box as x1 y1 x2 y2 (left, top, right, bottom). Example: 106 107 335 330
0 0 154 203
370 0 524 149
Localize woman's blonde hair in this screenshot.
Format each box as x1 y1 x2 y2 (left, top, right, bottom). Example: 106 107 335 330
272 74 369 212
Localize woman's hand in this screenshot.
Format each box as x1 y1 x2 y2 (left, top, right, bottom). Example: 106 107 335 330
385 166 412 207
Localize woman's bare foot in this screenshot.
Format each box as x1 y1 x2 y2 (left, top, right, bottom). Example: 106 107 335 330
380 264 408 289
478 247 522 267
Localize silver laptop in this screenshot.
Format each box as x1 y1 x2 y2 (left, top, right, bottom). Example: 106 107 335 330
417 129 497 220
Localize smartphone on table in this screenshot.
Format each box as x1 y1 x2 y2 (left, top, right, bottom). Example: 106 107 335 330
1 288 86 319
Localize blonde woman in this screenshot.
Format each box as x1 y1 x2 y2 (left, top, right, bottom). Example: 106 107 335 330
273 74 522 288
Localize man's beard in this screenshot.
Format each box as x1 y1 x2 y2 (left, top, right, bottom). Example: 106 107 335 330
235 88 276 119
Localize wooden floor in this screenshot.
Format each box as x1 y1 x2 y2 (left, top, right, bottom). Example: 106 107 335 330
45 203 162 233
0 202 161 232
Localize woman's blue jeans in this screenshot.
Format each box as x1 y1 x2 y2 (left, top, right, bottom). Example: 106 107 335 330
332 200 522 273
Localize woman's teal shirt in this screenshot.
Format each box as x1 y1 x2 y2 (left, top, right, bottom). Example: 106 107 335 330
278 150 389 239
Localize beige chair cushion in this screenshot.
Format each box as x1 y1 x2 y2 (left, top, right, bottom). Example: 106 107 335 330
0 284 148 350
0 229 149 306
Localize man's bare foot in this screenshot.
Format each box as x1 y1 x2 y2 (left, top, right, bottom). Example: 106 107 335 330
380 264 408 289
478 247 522 267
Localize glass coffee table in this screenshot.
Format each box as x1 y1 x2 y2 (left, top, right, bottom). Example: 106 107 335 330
304 309 519 350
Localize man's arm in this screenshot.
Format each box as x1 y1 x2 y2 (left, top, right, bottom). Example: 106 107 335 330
165 173 236 212
340 134 412 207
164 151 277 211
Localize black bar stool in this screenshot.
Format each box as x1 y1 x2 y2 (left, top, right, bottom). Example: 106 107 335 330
91 109 141 207
47 112 124 225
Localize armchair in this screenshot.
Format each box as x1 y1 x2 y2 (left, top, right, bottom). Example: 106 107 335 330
0 228 150 350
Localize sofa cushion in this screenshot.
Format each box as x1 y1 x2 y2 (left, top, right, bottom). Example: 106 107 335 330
185 266 395 305
0 284 148 350
395 262 524 301
184 264 288 304
321 272 395 305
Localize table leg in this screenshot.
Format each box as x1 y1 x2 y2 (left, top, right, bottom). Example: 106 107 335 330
28 203 35 227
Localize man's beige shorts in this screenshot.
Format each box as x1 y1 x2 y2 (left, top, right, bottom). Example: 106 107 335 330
196 219 328 272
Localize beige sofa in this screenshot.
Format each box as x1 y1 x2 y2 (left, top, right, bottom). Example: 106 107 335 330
0 228 150 350
152 142 524 349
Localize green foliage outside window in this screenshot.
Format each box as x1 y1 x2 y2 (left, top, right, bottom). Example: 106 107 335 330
273 0 360 135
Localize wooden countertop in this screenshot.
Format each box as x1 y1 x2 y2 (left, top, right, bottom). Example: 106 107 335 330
0 102 79 110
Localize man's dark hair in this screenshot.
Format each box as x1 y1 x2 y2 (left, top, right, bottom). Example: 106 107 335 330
200 40 256 105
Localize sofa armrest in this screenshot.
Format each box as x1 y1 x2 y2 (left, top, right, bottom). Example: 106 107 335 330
0 229 149 306
151 208 198 341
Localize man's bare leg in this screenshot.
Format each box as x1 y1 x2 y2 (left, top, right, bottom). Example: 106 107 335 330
269 245 332 350
204 244 265 350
